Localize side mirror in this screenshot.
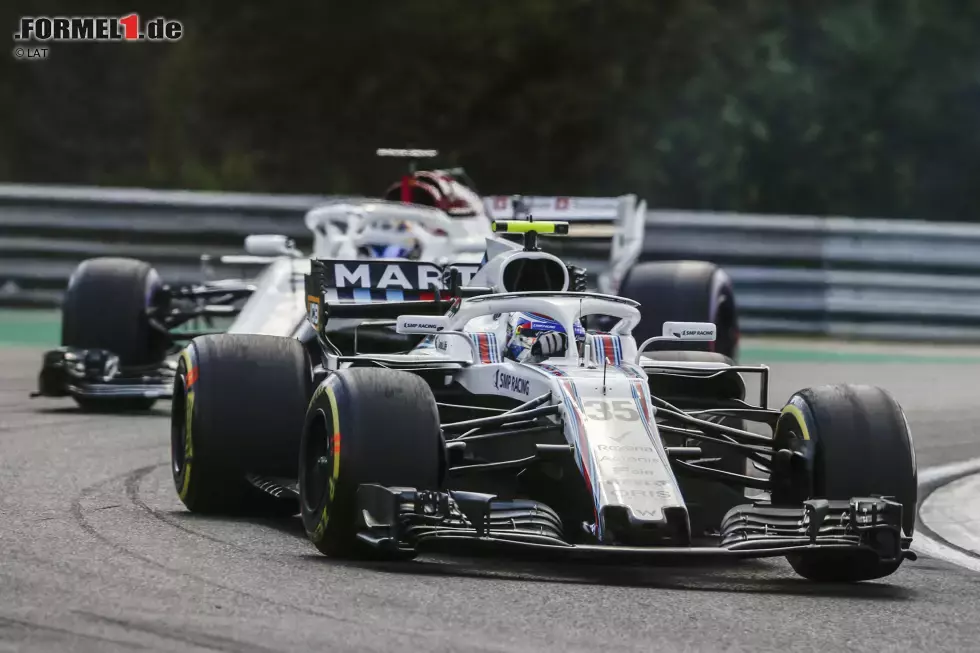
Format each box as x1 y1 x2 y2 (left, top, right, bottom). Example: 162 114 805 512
662 321 717 341
244 234 301 258
395 315 449 334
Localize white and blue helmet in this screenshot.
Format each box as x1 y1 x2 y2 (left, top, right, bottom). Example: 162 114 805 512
505 311 586 361
359 221 417 259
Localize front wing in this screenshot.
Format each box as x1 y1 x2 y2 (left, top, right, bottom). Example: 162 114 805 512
32 347 175 401
352 484 914 563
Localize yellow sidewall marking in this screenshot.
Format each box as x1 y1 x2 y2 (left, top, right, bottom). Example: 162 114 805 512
779 403 810 441
178 348 195 500
327 386 341 481
308 378 328 412
312 382 342 542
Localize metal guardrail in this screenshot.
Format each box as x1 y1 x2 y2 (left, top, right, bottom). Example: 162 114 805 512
0 184 339 305
3 184 980 341
642 211 980 341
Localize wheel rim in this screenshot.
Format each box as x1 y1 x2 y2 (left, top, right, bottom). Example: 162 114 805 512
770 413 812 506
303 412 333 514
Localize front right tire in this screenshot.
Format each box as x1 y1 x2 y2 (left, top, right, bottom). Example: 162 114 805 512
300 368 444 558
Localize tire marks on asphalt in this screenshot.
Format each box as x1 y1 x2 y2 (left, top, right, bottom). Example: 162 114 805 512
70 462 516 653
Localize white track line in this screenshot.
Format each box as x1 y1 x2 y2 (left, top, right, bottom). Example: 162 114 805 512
914 457 980 573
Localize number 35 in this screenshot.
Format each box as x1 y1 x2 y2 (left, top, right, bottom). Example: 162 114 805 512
583 399 639 421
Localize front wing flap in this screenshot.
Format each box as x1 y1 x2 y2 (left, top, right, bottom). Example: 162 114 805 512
354 484 914 563
32 347 175 401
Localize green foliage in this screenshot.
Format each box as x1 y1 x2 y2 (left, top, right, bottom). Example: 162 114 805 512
3 0 980 220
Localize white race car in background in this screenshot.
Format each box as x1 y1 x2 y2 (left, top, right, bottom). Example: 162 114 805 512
32 149 739 411
229 149 494 337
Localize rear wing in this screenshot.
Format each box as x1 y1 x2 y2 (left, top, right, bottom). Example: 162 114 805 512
483 195 629 223
304 259 485 335
482 195 647 295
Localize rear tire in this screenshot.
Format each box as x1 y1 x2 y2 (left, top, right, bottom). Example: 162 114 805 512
772 384 916 582
62 257 167 412
619 261 739 361
171 334 312 515
300 368 443 558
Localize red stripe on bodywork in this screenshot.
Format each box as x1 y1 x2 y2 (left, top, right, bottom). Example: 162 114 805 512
632 380 651 421
591 335 616 365
478 334 491 363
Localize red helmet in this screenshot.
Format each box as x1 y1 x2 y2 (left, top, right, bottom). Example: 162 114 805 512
383 170 483 219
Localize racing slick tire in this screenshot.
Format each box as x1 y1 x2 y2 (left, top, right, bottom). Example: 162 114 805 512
618 261 739 361
772 384 916 582
300 368 443 559
644 351 747 537
171 334 312 515
61 257 167 411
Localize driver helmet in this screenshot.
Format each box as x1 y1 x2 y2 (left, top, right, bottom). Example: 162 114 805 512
367 169 484 259
383 169 483 220
361 221 418 259
505 311 586 362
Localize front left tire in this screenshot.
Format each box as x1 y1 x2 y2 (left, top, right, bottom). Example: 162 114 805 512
171 333 311 515
772 384 916 582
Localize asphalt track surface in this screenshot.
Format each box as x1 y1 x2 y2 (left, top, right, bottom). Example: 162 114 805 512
4 346 980 652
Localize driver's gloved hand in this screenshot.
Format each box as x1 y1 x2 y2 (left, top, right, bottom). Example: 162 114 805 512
531 331 567 359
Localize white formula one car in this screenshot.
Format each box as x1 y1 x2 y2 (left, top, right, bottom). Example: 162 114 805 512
169 219 916 583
